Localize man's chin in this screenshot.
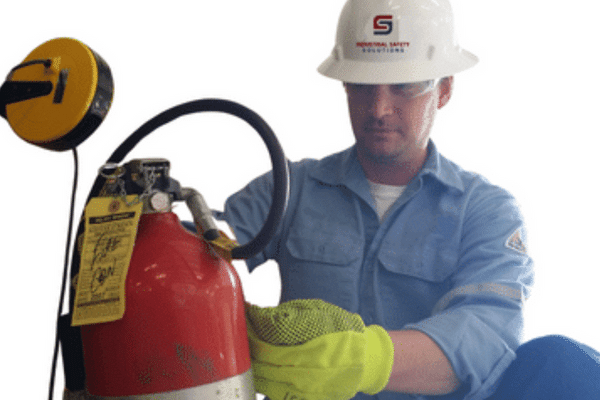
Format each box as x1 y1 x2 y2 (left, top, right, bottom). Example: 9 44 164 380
362 149 403 165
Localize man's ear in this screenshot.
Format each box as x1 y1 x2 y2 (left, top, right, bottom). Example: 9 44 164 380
438 76 454 109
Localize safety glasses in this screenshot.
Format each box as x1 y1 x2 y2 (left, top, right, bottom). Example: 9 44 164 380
346 79 441 99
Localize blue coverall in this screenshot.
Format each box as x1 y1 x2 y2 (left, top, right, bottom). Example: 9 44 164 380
218 142 600 400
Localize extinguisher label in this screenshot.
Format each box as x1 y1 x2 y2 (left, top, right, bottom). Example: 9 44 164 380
72 196 142 326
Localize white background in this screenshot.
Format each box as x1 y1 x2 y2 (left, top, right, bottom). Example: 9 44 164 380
1 1 599 398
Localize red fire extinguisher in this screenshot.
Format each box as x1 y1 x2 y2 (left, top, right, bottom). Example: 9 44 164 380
63 100 290 399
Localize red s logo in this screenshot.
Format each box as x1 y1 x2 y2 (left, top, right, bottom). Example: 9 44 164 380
374 15 393 35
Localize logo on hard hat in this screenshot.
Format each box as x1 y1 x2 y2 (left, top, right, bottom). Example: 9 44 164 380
373 15 393 35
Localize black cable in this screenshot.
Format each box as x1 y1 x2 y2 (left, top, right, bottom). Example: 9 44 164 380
48 148 79 400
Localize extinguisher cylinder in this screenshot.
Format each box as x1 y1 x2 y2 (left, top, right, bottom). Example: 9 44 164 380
80 212 253 399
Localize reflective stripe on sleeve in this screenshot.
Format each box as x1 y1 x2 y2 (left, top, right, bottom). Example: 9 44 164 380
432 283 524 315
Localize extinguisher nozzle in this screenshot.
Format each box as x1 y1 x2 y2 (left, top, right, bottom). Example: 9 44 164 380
183 188 220 241
203 229 219 242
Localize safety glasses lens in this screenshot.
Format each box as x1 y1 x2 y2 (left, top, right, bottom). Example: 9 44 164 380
347 79 439 98
394 80 438 98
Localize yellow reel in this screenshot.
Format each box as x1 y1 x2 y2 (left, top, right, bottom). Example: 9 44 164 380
0 38 113 151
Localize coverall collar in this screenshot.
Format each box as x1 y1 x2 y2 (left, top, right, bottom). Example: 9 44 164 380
309 141 466 194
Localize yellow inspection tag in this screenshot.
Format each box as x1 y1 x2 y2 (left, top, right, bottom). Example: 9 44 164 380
72 196 142 326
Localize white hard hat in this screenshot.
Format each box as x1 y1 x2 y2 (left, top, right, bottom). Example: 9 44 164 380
318 0 478 84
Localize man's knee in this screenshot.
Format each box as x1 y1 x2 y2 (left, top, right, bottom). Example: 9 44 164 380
518 335 600 366
505 335 600 398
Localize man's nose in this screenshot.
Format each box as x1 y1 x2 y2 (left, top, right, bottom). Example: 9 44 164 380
371 86 394 118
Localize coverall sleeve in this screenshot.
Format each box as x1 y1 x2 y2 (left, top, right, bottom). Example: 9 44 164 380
402 183 534 399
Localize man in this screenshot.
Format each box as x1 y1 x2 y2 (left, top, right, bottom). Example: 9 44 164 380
219 1 600 399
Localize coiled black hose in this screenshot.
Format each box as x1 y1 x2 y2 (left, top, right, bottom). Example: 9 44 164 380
85 98 290 260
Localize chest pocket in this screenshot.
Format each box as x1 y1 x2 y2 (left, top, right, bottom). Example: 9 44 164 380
286 230 361 266
377 207 461 283
282 230 361 307
376 229 459 326
378 239 458 282
283 184 363 267
279 202 363 307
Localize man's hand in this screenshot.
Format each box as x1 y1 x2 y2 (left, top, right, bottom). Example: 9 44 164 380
245 299 394 400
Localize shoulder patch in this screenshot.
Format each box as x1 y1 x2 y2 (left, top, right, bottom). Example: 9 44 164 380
506 228 527 255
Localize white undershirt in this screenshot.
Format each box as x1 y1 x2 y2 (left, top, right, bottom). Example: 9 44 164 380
368 180 406 221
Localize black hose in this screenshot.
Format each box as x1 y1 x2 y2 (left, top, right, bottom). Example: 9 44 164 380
85 98 289 260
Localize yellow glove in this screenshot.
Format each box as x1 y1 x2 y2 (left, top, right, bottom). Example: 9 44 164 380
245 299 394 400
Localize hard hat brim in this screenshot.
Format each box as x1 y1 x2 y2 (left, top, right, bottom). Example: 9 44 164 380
318 48 479 84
